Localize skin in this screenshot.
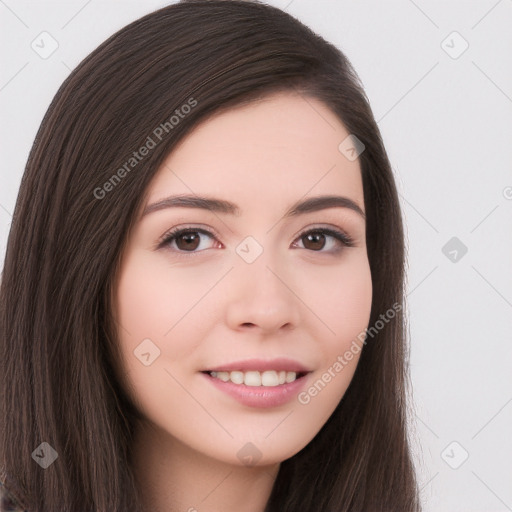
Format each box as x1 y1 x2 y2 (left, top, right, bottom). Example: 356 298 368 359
112 91 373 512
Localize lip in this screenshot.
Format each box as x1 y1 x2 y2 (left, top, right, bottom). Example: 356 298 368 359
204 357 312 373
201 370 311 408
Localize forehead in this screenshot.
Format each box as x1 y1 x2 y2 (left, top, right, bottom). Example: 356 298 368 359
146 92 364 212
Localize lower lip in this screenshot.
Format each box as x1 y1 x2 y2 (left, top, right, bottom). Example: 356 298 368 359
201 372 310 408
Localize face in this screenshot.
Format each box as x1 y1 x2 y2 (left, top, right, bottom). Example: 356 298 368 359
112 91 372 467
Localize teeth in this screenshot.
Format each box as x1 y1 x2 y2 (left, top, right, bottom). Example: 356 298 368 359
285 371 297 383
261 371 278 386
245 371 261 386
230 371 244 384
209 370 299 386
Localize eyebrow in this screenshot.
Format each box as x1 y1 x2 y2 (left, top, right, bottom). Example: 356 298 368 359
142 194 365 220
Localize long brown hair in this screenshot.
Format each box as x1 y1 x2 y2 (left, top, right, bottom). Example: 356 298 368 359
0 1 421 510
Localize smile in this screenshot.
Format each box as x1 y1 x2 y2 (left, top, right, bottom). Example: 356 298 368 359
201 370 311 408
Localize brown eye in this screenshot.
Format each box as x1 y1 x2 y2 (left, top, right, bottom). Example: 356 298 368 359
160 228 217 253
302 231 327 251
175 231 201 251
294 228 354 253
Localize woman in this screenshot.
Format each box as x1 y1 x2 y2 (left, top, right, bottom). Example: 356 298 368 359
0 1 421 510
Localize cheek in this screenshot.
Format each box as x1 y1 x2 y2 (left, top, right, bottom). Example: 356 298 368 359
114 248 215 346
298 253 373 344
115 250 168 338
112 249 221 407
294 255 372 410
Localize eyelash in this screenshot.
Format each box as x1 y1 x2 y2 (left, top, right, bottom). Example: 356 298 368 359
157 225 355 257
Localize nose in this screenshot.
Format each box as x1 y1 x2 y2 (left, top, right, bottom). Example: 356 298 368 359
224 257 301 335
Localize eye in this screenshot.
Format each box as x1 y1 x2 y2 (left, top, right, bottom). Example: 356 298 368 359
292 227 354 253
158 226 219 253
157 225 354 256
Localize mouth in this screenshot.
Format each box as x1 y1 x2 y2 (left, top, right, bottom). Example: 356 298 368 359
200 367 312 408
201 370 310 387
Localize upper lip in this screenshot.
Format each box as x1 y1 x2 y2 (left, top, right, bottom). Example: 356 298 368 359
204 357 312 373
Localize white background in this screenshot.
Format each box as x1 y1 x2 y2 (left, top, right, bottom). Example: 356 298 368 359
1 1 511 510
